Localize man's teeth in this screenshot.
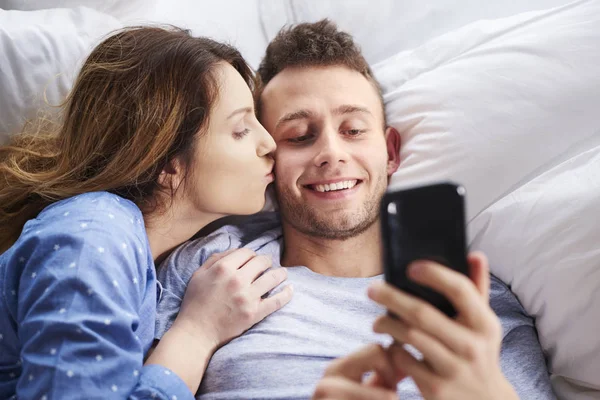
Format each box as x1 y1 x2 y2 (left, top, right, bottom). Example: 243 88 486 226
314 180 358 193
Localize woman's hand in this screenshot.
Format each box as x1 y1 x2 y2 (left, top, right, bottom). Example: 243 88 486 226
148 248 293 394
174 248 293 348
368 252 519 400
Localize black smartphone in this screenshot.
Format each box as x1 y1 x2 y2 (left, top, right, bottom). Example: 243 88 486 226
380 182 470 318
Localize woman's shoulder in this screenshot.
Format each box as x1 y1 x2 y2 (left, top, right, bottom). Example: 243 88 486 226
19 191 148 252
1 192 153 305
32 191 142 228
3 191 152 279
38 191 142 221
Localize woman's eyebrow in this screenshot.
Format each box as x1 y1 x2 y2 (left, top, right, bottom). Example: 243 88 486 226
227 107 253 120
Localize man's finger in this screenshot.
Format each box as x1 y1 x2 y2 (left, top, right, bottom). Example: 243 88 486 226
468 251 490 301
388 344 439 387
364 368 407 390
313 377 398 400
323 344 398 389
406 261 491 332
368 282 475 357
373 315 457 377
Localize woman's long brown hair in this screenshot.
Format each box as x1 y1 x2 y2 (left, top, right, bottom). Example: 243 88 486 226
0 26 256 253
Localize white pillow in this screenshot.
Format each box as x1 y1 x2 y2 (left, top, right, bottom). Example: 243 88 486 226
472 144 600 400
373 1 600 398
259 0 573 65
0 7 122 143
144 0 267 69
0 0 156 21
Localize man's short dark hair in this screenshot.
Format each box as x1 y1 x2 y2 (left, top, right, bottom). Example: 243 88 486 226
257 19 386 125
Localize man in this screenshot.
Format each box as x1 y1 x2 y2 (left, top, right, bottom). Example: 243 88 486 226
155 20 555 400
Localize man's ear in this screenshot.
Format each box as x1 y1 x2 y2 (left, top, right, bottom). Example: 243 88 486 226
157 157 186 192
385 126 401 176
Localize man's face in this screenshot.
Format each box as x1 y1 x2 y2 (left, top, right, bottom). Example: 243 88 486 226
260 65 400 240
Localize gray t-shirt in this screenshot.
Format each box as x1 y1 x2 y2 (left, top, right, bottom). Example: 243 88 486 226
156 212 556 400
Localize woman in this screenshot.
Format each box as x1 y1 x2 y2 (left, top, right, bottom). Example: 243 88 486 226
0 26 293 399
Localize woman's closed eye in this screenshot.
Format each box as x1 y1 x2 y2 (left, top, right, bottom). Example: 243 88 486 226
233 128 250 140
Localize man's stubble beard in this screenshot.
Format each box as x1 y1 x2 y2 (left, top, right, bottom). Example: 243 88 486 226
275 173 388 241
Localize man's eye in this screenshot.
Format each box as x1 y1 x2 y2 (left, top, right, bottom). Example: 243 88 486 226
288 134 313 144
344 129 365 136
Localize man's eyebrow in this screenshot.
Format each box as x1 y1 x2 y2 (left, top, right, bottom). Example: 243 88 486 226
332 104 373 117
227 107 253 120
275 109 315 130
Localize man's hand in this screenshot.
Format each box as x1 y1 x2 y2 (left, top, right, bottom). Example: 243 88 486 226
312 344 403 400
368 252 519 400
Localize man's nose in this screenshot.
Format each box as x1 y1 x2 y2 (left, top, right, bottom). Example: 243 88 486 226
313 128 349 168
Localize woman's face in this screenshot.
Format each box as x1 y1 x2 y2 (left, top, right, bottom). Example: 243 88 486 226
182 62 276 219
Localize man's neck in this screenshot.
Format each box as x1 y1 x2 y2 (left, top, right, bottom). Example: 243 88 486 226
280 221 384 278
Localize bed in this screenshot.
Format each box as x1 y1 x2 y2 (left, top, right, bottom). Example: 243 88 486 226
1 1 599 399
